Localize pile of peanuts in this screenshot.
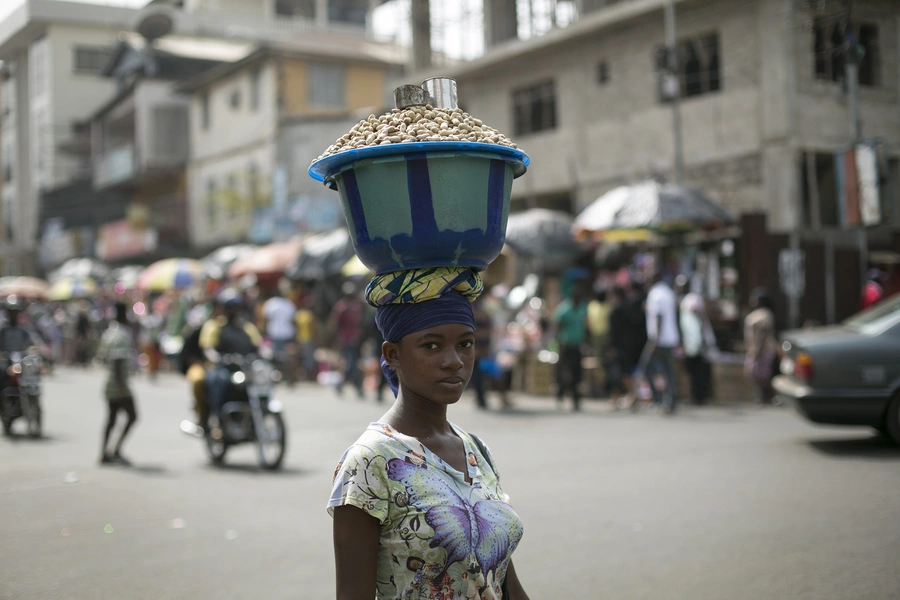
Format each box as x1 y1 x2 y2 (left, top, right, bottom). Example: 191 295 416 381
315 105 518 161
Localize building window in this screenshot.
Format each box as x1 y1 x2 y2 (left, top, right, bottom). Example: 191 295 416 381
813 19 880 87
230 89 242 110
275 0 315 17
307 63 345 108
206 179 217 225
656 32 721 102
201 91 210 130
73 46 114 74
248 164 260 207
596 61 609 85
813 18 881 86
227 174 239 219
250 68 261 111
512 80 557 136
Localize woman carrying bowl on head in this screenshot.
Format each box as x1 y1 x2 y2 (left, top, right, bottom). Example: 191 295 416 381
328 267 530 600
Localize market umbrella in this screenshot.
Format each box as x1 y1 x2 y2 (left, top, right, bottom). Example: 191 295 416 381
47 277 98 301
573 180 734 241
49 258 110 283
504 208 584 263
0 277 49 301
110 265 144 292
228 237 304 280
200 244 257 280
286 228 354 281
138 258 201 292
341 254 372 278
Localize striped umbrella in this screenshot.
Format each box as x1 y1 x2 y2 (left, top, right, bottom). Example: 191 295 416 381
47 277 98 301
138 259 201 292
0 277 50 300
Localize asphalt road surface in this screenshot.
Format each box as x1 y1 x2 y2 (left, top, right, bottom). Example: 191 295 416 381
2 367 899 600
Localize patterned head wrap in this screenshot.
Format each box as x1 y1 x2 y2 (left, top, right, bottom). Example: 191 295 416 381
367 267 483 397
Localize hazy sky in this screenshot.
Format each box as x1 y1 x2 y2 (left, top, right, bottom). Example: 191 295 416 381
0 0 573 61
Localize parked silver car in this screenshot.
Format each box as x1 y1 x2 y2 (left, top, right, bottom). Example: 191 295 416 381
773 294 900 443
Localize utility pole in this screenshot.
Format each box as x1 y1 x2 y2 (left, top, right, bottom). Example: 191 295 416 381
664 0 685 184
842 2 868 292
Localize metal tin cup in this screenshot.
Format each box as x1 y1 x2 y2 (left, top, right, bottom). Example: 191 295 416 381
393 85 430 109
422 77 458 110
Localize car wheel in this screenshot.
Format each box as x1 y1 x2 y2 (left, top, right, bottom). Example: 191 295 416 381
885 392 900 446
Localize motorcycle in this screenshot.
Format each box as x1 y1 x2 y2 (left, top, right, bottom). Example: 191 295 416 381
0 349 43 438
181 354 287 470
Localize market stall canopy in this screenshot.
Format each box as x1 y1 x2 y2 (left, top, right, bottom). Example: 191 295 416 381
110 265 144 291
0 277 49 301
228 237 304 280
49 258 110 283
504 208 584 264
138 258 201 292
200 244 257 280
47 277 98 301
341 254 372 278
286 228 354 281
573 180 734 241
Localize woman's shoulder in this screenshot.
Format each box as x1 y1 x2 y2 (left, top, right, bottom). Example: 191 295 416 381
339 424 408 461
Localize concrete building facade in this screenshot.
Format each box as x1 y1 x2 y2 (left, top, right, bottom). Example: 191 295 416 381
0 0 138 275
438 0 899 238
179 40 403 248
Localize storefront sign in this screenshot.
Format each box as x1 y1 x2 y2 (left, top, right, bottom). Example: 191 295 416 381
96 219 158 261
38 219 96 268
779 249 806 299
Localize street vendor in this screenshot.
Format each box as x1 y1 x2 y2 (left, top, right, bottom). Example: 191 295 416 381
324 79 531 600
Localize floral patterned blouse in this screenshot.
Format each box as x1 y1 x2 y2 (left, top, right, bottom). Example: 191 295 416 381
328 422 524 600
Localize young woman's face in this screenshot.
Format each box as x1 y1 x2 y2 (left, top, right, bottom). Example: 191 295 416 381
388 322 476 405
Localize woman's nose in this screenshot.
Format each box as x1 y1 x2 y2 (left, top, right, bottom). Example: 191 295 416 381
442 348 464 369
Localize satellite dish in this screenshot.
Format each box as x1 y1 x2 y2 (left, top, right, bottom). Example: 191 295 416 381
137 11 174 42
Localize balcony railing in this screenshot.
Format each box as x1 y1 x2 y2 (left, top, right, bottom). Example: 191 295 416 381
94 144 136 188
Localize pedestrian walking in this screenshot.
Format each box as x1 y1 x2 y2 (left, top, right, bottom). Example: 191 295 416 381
553 276 589 411
97 302 138 465
678 280 717 405
744 288 778 404
329 282 366 399
329 267 529 600
859 269 885 311
587 287 611 396
639 272 681 413
608 286 642 408
470 296 501 410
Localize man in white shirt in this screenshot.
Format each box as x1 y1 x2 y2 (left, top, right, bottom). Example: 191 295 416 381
640 272 681 412
262 294 297 356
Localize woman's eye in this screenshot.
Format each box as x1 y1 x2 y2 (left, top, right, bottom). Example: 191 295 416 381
422 343 439 350
460 340 474 349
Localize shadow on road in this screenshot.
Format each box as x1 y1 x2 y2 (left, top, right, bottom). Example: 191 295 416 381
807 435 900 460
1 432 72 444
203 463 309 477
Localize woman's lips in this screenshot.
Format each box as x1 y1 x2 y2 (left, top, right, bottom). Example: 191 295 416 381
439 377 464 389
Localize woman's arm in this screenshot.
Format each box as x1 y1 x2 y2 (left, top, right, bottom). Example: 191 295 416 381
505 560 530 600
333 505 381 600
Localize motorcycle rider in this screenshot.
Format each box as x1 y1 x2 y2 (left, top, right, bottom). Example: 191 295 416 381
0 297 40 433
199 290 262 432
180 296 223 429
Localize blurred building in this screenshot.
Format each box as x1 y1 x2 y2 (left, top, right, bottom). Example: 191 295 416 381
177 37 403 249
85 34 250 265
0 0 139 275
424 0 900 325
430 0 900 234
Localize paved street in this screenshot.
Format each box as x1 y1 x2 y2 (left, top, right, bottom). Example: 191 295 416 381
2 367 899 600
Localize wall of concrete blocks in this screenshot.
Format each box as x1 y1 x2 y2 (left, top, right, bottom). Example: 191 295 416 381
455 0 900 233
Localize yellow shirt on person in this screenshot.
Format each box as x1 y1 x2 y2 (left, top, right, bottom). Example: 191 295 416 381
199 316 263 352
587 299 611 337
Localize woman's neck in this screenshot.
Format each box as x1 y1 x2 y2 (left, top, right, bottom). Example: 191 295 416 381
382 392 452 440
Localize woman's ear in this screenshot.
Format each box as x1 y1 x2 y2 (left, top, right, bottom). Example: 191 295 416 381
382 341 400 370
